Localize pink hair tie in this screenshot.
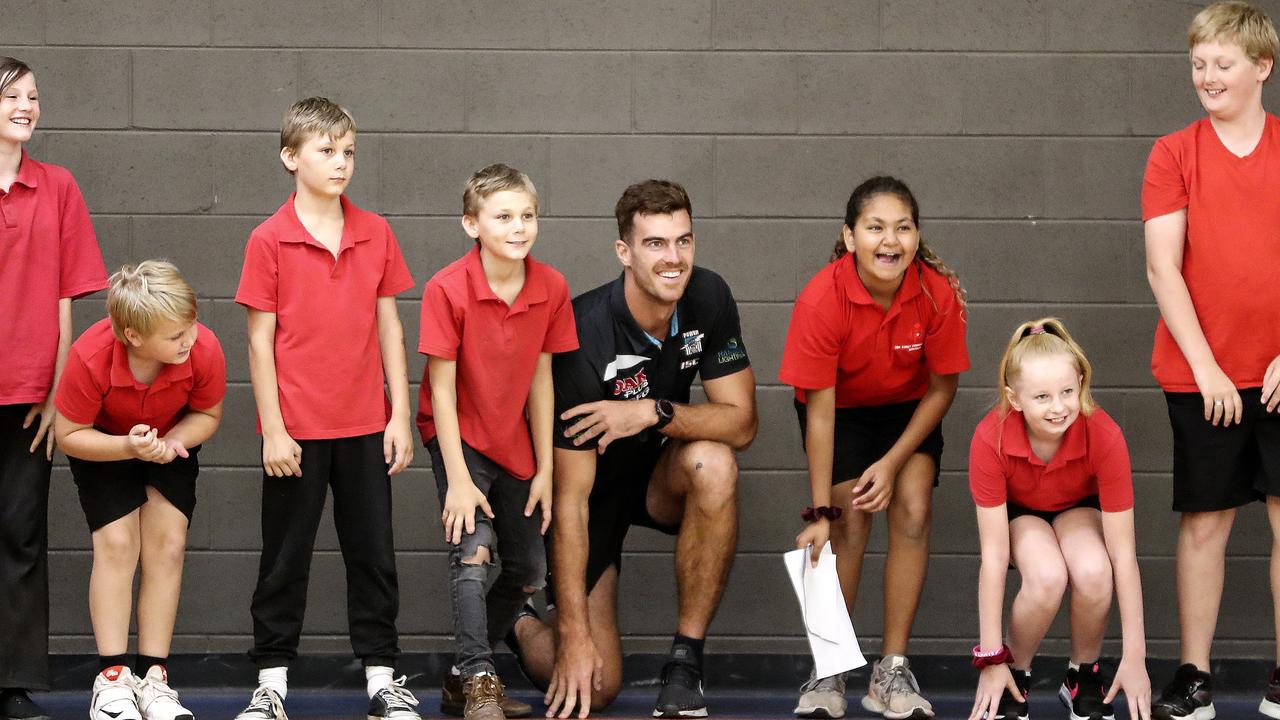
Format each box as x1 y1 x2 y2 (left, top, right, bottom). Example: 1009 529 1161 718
1029 325 1046 335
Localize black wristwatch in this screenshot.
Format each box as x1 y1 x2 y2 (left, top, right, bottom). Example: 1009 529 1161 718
653 398 675 430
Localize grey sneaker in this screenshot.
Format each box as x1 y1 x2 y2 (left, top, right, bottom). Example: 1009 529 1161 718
795 669 847 718
861 655 934 719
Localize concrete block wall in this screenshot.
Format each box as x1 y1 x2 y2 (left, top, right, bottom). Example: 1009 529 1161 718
9 0 1278 659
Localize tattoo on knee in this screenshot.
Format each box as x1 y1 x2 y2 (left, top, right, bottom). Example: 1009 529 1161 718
696 461 703 470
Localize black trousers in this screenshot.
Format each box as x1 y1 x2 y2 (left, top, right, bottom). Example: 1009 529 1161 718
0 404 50 689
248 433 401 668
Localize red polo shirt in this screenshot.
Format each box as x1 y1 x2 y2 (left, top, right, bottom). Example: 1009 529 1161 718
55 318 226 436
417 246 578 480
969 406 1133 513
779 255 969 406
235 194 415 440
1142 115 1280 391
0 152 107 405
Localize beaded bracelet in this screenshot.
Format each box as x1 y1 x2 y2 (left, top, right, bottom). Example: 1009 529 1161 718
801 505 843 523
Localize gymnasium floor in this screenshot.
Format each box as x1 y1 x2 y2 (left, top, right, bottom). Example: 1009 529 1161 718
36 687 1261 719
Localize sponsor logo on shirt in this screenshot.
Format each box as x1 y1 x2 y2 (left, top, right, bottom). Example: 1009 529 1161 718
682 330 704 356
680 358 700 370
716 337 746 365
613 368 650 399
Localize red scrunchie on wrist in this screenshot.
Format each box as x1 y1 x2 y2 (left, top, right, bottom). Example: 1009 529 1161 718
801 506 843 523
971 644 1014 669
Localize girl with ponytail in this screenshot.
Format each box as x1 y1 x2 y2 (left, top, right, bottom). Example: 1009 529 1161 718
968 319 1150 720
781 176 968 720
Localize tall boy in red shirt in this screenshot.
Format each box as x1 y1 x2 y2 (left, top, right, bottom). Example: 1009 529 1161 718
233 98 419 720
1143 3 1280 718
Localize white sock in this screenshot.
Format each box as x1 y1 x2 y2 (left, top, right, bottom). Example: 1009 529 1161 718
366 665 394 697
1069 661 1082 671
257 667 288 700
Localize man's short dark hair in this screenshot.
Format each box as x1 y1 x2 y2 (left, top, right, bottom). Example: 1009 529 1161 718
614 180 692 243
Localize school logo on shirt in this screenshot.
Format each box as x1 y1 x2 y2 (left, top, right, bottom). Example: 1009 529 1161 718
716 337 746 365
613 368 650 399
893 323 924 354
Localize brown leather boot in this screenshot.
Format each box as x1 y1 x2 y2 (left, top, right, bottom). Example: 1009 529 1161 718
442 670 532 718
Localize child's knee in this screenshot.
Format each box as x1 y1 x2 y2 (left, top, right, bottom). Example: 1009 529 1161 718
94 525 139 566
148 528 188 569
459 544 491 567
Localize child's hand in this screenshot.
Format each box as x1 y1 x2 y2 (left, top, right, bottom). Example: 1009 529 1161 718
442 476 494 545
155 437 190 464
127 424 166 462
851 457 897 513
525 471 552 535
1191 361 1242 426
969 664 1021 720
22 396 56 460
1105 656 1152 720
1262 354 1280 413
383 417 413 476
263 430 302 477
795 519 830 568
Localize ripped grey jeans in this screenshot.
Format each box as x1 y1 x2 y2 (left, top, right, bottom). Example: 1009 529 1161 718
427 439 547 678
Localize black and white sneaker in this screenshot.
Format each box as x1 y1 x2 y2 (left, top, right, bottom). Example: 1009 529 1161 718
1059 663 1115 720
1152 664 1214 720
367 676 420 720
652 661 707 718
0 688 50 720
1260 666 1280 719
234 687 288 720
987 668 1029 720
90 666 142 720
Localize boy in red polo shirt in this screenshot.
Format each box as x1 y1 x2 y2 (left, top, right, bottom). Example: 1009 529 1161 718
0 56 107 720
1143 3 1280 718
55 261 225 720
233 98 419 720
417 164 577 720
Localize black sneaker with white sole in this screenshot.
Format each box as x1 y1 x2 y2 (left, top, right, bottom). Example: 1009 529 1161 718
652 661 707 718
1261 666 1280 719
1058 663 1115 720
1152 664 1214 720
234 687 288 720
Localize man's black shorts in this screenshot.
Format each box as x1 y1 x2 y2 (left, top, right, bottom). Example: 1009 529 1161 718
69 445 199 532
577 443 677 595
1166 387 1280 512
794 398 944 487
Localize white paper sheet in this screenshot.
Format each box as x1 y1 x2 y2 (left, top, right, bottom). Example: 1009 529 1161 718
784 542 866 678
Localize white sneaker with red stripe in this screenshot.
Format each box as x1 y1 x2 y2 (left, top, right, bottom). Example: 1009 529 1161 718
90 666 142 720
136 666 194 720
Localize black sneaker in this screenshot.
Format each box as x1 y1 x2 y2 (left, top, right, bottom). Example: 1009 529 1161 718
503 600 549 694
1152 663 1214 720
1059 663 1115 720
0 689 50 720
652 661 707 718
989 668 1029 720
1260 666 1280 719
367 676 421 720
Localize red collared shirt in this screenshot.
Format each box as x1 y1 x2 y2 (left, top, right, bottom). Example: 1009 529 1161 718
779 255 969 407
1142 115 1280 392
417 246 578 480
235 194 415 440
55 318 226 436
0 151 107 405
968 406 1134 513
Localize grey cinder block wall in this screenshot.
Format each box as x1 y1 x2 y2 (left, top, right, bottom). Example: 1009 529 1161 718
9 0 1279 659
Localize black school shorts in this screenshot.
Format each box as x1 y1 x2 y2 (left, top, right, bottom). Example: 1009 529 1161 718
1007 495 1100 525
1166 388 1280 512
68 445 199 532
794 398 944 486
